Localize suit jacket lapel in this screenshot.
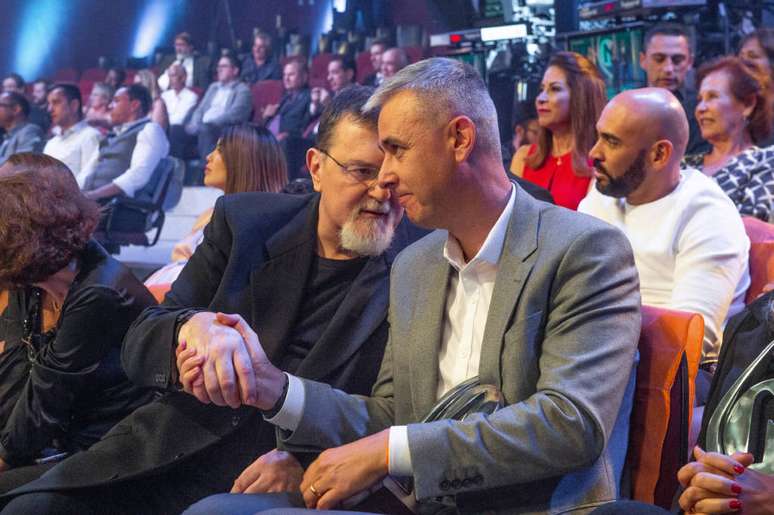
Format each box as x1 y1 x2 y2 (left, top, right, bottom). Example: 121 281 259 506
409 233 451 419
295 254 389 382
478 185 541 390
250 196 318 363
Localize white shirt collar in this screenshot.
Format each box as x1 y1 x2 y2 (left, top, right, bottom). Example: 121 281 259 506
443 183 516 272
114 116 150 135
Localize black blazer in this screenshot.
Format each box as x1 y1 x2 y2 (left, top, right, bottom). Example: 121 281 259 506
0 241 156 466
271 88 312 138
158 53 212 90
4 193 424 495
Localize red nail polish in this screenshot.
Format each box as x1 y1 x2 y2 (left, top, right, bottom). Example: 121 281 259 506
734 465 745 474
729 500 742 510
731 483 742 494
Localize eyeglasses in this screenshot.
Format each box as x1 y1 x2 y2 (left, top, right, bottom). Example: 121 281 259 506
317 148 380 184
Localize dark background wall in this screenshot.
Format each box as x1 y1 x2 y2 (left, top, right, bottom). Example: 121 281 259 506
0 0 446 81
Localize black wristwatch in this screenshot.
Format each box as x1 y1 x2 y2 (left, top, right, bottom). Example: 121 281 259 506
262 373 290 419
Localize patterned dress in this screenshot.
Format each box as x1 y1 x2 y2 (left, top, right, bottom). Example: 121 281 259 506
684 146 774 222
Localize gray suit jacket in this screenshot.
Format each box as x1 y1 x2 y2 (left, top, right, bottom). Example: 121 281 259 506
186 80 252 133
0 122 44 165
281 184 642 514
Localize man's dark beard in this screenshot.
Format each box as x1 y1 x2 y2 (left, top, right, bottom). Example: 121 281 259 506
594 150 647 198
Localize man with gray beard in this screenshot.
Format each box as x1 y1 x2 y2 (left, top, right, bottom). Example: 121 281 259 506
0 85 426 515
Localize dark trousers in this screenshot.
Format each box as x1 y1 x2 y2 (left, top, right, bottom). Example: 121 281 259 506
183 492 376 515
169 124 198 160
0 414 269 515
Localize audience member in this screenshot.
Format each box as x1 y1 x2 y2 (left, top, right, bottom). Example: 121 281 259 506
187 53 252 159
0 153 155 490
361 39 387 86
184 57 641 515
0 86 423 515
29 79 52 132
145 124 287 288
83 82 113 130
104 67 126 91
512 51 606 209
79 84 169 201
42 84 101 177
640 23 705 154
579 88 750 401
739 28 774 146
133 69 169 130
327 55 356 94
0 92 44 165
0 74 24 95
684 56 774 221
510 118 538 154
379 47 408 80
161 63 199 158
240 31 282 83
263 58 312 141
1 74 50 132
157 32 211 90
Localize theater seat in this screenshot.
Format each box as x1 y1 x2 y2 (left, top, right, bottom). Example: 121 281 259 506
81 67 107 82
251 80 284 124
627 305 703 509
310 52 335 82
94 157 180 254
742 216 774 303
356 51 374 83
53 68 79 82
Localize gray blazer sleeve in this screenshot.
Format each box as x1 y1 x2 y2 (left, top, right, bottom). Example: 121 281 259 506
208 82 252 126
16 125 44 154
186 84 214 134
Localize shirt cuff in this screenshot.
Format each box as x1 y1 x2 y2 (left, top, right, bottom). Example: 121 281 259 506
264 373 304 431
388 425 413 476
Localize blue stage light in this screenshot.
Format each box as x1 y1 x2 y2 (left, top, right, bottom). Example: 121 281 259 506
131 0 174 57
14 0 65 79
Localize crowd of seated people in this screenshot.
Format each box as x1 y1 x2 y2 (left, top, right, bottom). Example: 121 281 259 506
0 18 774 515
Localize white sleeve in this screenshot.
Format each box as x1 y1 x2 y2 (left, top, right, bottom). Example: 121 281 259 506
264 373 305 431
80 130 102 176
388 425 414 476
158 69 170 91
112 123 170 197
671 199 750 363
77 148 100 189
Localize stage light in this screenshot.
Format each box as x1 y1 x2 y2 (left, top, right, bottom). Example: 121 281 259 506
13 0 65 79
131 0 175 57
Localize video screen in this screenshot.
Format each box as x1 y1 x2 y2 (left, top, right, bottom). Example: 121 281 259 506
567 27 646 96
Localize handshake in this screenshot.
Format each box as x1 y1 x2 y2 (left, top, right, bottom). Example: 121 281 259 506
176 312 285 410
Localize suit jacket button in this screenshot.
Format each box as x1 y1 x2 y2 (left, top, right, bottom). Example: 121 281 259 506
175 452 184 459
232 416 240 426
109 473 119 480
451 479 461 489
462 479 472 488
440 480 450 491
474 475 483 485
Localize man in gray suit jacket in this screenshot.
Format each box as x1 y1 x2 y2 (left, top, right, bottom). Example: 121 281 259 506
186 53 252 159
0 92 44 165
184 58 642 515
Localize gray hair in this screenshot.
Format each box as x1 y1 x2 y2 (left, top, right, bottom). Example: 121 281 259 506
363 57 500 159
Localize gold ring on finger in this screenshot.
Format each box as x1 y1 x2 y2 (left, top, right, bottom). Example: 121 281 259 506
309 484 321 497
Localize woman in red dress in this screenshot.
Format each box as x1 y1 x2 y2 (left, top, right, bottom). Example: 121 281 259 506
512 52 607 210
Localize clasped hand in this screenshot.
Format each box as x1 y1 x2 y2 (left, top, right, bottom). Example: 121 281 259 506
176 312 284 410
678 446 774 514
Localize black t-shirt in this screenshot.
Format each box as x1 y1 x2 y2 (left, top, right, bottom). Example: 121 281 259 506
281 255 368 373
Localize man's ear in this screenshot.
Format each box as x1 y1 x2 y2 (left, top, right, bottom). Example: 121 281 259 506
448 115 476 163
639 51 647 71
651 140 673 169
306 147 323 192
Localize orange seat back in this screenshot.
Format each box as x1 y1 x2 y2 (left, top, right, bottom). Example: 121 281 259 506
628 305 703 508
742 216 774 304
0 290 7 314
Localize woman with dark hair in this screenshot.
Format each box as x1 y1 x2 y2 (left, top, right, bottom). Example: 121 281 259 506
145 123 288 289
512 51 607 210
0 154 155 483
684 56 774 221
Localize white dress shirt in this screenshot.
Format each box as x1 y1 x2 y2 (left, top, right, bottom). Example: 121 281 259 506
43 120 101 177
266 184 518 478
578 168 750 363
202 83 235 124
158 55 195 91
78 117 170 197
161 87 199 125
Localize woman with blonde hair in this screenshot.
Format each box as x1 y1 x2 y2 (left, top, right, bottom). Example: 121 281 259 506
145 123 288 291
512 51 607 210
134 69 169 130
